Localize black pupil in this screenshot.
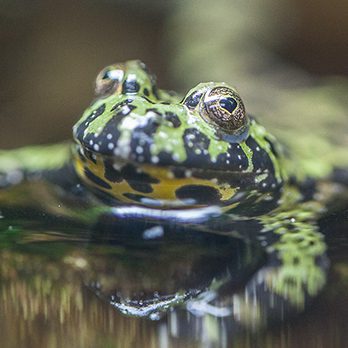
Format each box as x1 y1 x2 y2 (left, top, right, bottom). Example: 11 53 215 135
102 71 110 80
219 97 237 113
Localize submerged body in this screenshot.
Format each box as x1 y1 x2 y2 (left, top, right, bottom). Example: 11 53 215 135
0 60 347 319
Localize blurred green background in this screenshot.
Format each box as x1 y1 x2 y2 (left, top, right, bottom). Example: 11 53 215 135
0 0 348 149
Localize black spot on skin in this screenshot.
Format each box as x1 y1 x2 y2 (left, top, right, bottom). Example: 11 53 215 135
152 86 159 99
183 91 203 109
156 151 176 165
246 137 275 175
110 99 134 111
87 112 126 155
84 168 112 189
122 166 160 183
74 103 106 141
143 88 150 97
182 128 211 167
161 102 170 105
82 101 139 156
244 136 284 192
184 128 210 150
176 185 221 204
164 112 181 128
104 163 159 193
104 160 123 182
215 142 248 171
128 182 153 193
122 80 140 94
145 108 162 116
129 116 162 163
172 167 186 178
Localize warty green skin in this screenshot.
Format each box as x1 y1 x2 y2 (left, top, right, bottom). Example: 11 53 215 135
71 60 286 209
0 60 346 312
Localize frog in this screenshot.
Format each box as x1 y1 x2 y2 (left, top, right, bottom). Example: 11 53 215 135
71 60 286 210
0 60 347 322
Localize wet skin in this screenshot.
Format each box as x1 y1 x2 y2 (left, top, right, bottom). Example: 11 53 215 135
0 60 347 320
72 60 284 209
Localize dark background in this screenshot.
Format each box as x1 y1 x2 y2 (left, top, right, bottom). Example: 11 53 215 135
1 0 348 148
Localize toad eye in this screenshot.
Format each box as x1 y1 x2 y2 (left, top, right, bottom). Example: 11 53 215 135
201 86 248 133
95 66 125 96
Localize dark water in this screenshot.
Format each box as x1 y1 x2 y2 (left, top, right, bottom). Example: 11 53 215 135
0 187 347 348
